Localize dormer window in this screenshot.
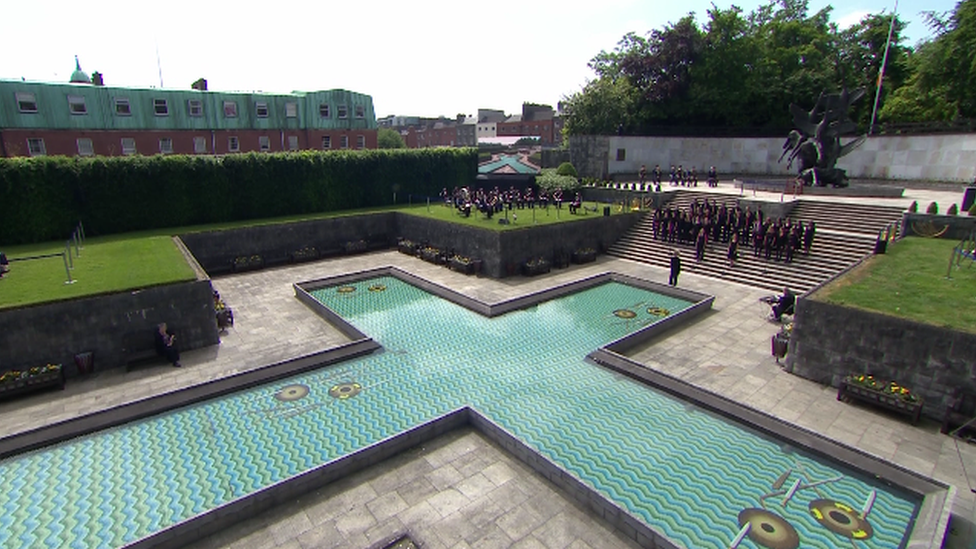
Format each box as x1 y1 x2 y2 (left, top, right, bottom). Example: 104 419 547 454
153 98 169 116
115 98 131 116
355 105 365 119
255 102 269 118
16 92 37 113
337 105 348 119
67 95 87 115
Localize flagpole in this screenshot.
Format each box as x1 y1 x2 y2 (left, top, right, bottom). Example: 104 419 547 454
869 0 898 135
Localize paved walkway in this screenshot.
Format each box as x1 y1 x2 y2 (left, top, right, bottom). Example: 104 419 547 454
1 183 974 548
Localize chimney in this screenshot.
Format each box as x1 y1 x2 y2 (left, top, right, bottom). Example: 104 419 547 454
191 78 208 91
91 72 104 86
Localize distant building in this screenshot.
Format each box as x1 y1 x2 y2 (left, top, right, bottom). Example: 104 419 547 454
379 103 563 149
496 103 563 145
0 58 378 157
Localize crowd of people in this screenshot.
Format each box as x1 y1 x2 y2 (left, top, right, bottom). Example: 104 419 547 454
651 198 816 266
441 186 583 219
640 165 720 188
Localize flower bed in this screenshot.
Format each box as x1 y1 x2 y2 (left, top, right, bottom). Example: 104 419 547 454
0 363 65 401
837 374 923 424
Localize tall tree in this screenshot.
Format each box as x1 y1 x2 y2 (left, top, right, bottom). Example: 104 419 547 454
377 128 406 149
881 0 976 122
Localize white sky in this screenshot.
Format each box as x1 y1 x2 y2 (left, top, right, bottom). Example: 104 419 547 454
0 0 954 118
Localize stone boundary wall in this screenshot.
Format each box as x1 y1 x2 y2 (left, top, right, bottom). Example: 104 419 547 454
396 211 642 278
901 213 976 240
179 214 397 275
787 297 976 419
0 280 219 377
570 134 976 183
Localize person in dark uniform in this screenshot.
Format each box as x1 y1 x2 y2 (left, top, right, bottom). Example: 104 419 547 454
771 287 795 322
639 164 647 186
653 164 662 185
154 322 182 368
707 166 718 187
669 165 678 186
695 227 708 262
669 250 681 286
727 233 739 267
804 221 816 254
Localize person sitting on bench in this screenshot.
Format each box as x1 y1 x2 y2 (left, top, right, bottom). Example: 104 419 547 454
0 252 8 278
569 193 582 214
770 287 795 322
154 323 182 368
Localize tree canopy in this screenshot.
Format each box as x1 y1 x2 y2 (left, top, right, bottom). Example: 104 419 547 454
377 128 406 149
563 0 975 134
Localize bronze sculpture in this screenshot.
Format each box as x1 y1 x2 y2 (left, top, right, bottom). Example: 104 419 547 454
779 88 866 187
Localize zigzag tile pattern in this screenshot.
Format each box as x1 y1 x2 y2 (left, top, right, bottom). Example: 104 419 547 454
0 276 917 548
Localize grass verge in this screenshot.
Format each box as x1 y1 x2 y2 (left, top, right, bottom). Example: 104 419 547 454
397 201 626 230
0 236 196 310
814 236 976 333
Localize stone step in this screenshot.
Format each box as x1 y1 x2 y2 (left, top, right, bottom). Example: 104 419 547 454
608 208 877 292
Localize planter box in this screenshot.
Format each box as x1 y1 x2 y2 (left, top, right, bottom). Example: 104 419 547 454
0 367 65 402
571 251 597 264
216 309 234 331
232 255 264 272
290 248 319 263
521 261 551 277
420 250 443 264
342 240 368 254
838 381 923 425
398 243 418 255
449 259 475 275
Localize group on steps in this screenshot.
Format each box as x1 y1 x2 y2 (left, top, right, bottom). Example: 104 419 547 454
651 198 816 266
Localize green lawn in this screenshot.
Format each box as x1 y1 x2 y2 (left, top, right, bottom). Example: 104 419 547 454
815 236 976 333
0 236 196 310
0 200 631 309
398 201 627 230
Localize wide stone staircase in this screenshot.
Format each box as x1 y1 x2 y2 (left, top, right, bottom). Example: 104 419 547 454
606 191 906 293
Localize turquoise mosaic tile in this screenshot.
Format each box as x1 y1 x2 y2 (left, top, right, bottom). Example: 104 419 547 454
0 276 918 549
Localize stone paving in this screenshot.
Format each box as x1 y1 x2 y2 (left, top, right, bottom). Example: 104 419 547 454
1 182 975 548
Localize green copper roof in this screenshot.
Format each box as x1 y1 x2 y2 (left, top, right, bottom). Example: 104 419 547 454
0 80 377 131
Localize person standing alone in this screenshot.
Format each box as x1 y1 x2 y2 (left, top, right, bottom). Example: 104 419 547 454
669 250 681 286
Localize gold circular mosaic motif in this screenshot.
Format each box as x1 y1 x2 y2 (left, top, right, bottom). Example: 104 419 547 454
613 309 637 319
647 307 670 317
329 382 363 400
368 284 387 292
809 499 873 540
337 286 356 294
274 384 310 402
737 508 799 549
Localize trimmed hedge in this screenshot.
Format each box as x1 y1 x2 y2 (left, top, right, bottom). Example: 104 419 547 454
0 148 476 244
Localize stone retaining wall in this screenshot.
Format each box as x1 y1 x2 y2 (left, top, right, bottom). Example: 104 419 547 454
396 211 642 278
180 214 397 275
0 280 219 377
787 297 976 419
570 134 976 183
901 213 976 240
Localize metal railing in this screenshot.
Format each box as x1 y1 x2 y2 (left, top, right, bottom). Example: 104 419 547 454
5 221 85 285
